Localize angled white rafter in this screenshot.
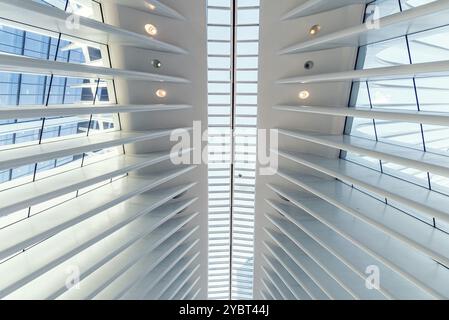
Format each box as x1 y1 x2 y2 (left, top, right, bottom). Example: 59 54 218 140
134 251 200 300
58 229 199 300
0 128 191 171
0 0 187 54
278 129 449 179
0 181 197 262
275 149 449 225
0 54 189 83
263 241 330 300
264 229 354 300
265 211 432 300
262 252 316 300
159 265 201 300
2 204 199 299
275 169 449 269
0 104 192 120
268 183 449 299
262 264 297 300
280 0 449 54
282 0 371 20
94 222 200 300
103 0 186 20
274 105 449 126
277 60 449 84
173 276 201 300
0 154 195 217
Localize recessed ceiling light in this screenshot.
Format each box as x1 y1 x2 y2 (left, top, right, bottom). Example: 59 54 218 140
152 59 162 68
299 90 310 100
145 24 158 36
146 3 156 10
156 89 167 98
304 60 314 70
309 24 321 36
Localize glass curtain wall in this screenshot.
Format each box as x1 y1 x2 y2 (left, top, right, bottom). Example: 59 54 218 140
345 0 449 235
0 0 120 232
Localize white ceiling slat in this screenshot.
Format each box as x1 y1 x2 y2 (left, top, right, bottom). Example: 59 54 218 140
173 276 201 300
266 209 435 300
94 223 200 300
266 213 388 300
264 242 330 300
7 203 197 300
265 230 353 300
275 170 449 272
57 229 199 299
277 60 449 84
0 129 189 171
2 202 199 299
262 253 315 300
159 266 201 300
276 150 449 225
280 0 449 54
186 286 202 300
267 185 449 299
0 54 189 83
282 0 371 20
274 105 449 126
262 265 296 300
0 0 187 54
278 129 449 179
103 0 186 20
136 252 200 300
261 277 283 300
0 104 192 120
0 182 196 262
0 154 195 217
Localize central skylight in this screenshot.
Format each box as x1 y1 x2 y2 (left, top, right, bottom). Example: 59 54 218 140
207 0 260 300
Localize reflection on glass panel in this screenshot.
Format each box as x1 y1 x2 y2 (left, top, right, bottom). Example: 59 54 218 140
38 0 103 21
349 82 370 108
359 38 409 69
382 161 430 189
415 77 449 112
409 26 449 63
430 173 449 197
345 152 381 171
374 120 424 151
365 0 400 20
400 0 438 10
348 118 376 140
368 80 417 110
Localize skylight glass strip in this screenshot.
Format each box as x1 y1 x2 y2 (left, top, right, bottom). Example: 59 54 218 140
207 0 259 300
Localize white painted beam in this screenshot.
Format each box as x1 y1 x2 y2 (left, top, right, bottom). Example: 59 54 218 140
280 1 449 54
0 0 187 54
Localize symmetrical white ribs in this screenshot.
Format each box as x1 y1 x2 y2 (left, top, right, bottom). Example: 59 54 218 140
256 0 449 300
0 0 205 300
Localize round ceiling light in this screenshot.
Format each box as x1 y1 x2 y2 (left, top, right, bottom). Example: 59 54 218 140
309 24 321 36
145 24 158 36
156 89 167 98
298 90 310 100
